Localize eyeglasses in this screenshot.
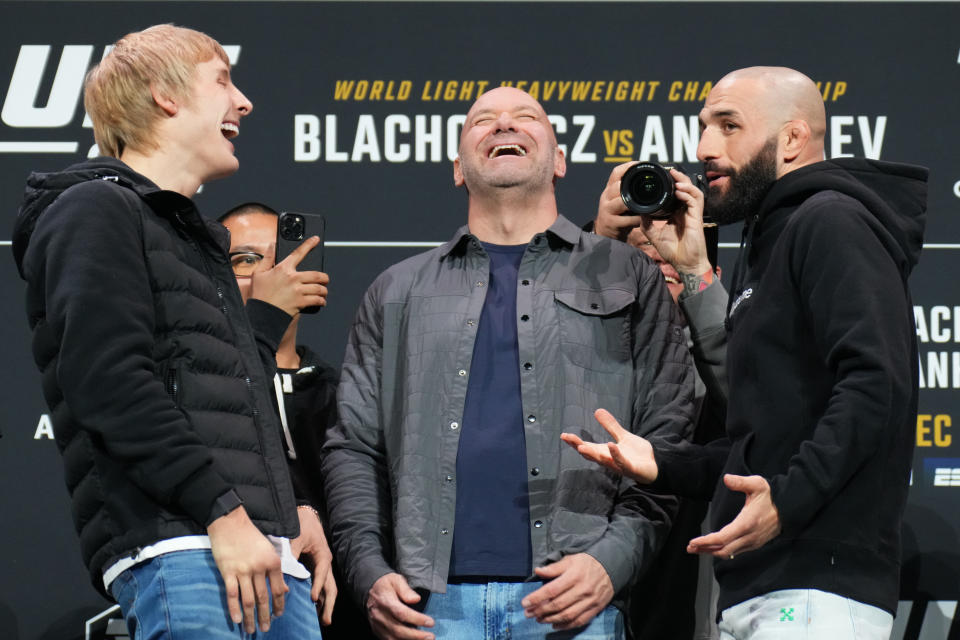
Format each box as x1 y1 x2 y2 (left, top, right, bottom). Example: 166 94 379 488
229 251 264 277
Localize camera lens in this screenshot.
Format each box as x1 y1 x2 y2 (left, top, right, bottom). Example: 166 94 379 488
280 215 305 240
629 170 664 206
620 162 676 218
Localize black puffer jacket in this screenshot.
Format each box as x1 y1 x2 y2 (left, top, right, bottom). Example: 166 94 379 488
13 157 299 594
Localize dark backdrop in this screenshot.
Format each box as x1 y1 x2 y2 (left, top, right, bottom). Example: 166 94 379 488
1 2 958 638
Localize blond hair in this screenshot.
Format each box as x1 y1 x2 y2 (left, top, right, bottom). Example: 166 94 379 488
84 24 228 158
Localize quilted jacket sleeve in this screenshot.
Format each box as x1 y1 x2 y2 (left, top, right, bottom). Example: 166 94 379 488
321 274 395 606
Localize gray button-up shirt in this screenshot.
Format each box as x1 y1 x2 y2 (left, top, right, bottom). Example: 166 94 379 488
323 214 694 606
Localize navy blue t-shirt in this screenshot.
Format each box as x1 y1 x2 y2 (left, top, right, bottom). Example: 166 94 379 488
449 242 531 579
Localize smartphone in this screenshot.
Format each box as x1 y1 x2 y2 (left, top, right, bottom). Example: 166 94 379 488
275 211 326 314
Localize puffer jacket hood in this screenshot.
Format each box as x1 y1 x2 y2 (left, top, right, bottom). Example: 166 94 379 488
13 157 159 278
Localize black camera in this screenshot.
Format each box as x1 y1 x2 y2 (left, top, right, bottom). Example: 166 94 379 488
620 161 705 219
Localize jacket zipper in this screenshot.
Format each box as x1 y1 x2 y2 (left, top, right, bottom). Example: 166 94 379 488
165 367 179 406
181 217 280 518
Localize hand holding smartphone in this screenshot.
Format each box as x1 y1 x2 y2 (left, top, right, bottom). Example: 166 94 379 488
275 212 326 314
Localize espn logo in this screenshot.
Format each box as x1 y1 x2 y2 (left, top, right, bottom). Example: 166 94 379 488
924 458 960 487
933 467 960 487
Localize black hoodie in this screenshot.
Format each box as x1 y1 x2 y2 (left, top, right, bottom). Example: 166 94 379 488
13 157 298 594
658 158 927 615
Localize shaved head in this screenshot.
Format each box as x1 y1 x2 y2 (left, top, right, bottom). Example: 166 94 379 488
715 66 826 145
460 86 557 150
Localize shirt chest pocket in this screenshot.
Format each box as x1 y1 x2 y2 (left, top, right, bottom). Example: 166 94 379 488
554 288 635 373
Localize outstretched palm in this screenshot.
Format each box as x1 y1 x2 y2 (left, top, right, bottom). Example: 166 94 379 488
560 408 659 483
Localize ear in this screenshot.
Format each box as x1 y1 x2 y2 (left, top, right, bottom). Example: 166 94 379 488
553 146 567 180
780 119 811 163
150 83 178 117
453 156 466 188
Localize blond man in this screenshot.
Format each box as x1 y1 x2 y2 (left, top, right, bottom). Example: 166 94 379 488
13 24 326 638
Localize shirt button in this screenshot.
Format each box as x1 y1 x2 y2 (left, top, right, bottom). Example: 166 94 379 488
523 362 533 370
476 281 485 287
527 415 536 423
534 520 543 528
467 319 475 326
441 528 449 535
458 369 467 377
530 467 540 476
520 314 529 322
590 303 599 310
445 475 453 482
450 421 459 430
521 279 530 286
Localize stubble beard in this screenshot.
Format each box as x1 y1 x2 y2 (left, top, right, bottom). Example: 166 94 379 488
704 137 778 226
458 148 556 196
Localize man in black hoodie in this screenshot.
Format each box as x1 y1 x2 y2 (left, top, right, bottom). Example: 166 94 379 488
569 66 927 638
12 25 327 638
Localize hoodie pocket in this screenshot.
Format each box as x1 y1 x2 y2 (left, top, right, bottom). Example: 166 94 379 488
554 288 634 373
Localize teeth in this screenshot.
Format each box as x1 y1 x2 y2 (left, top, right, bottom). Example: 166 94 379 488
221 122 239 136
488 144 526 158
664 276 680 284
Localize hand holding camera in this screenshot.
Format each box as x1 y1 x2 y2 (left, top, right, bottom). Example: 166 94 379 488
594 161 712 277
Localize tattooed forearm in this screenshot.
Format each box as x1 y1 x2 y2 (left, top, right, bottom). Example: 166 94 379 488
679 271 712 300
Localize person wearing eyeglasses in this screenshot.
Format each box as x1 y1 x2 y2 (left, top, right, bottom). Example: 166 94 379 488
219 202 365 636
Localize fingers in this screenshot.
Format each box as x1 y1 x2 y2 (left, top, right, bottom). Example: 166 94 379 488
542 599 598 630
608 160 639 184
669 167 690 185
724 473 763 494
239 573 258 633
686 501 756 558
561 427 621 473
573 442 614 465
396 580 424 608
320 571 337 625
298 270 330 285
522 572 572 615
367 574 435 639
593 408 628 441
388 599 433 628
310 562 326 603
524 555 613 630
279 235 321 268
253 572 273 632
224 573 242 625
532 557 566 580
687 528 732 555
560 433 584 448
271 568 288 618
595 162 645 241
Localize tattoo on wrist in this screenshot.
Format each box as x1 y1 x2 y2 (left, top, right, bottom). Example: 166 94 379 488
679 272 709 298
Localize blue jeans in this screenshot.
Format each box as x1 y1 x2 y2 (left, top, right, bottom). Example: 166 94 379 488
718 589 894 640
421 581 624 639
109 549 322 639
